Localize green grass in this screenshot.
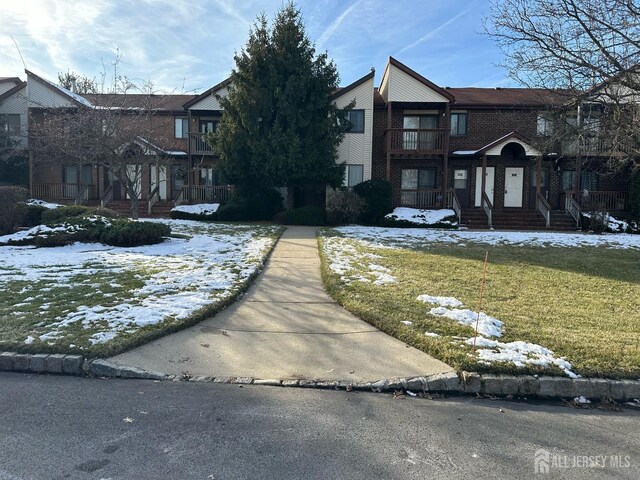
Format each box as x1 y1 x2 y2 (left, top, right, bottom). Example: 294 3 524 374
0 223 284 358
319 231 640 379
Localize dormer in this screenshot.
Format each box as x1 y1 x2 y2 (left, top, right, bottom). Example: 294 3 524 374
379 57 453 104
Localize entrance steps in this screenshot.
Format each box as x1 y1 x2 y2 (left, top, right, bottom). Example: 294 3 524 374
84 200 174 218
461 208 578 231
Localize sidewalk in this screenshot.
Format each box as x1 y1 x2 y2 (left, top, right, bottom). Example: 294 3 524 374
110 226 453 382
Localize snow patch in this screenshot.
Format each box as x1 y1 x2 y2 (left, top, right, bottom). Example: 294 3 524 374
171 203 220 215
384 208 457 226
417 294 463 308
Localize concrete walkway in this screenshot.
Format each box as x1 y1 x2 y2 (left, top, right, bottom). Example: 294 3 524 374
110 226 453 382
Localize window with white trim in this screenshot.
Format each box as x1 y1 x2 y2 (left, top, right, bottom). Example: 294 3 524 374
344 164 364 187
346 110 364 133
450 112 467 136
174 117 188 138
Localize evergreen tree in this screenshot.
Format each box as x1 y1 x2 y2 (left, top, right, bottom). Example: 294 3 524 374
215 3 350 208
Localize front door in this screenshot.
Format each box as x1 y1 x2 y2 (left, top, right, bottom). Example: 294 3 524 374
453 169 470 207
504 167 524 207
171 165 186 200
529 168 548 209
150 165 167 200
475 167 495 207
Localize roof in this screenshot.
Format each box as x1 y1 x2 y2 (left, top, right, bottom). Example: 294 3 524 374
25 69 94 107
83 93 196 112
446 87 568 107
0 80 26 102
183 77 231 109
330 70 375 101
381 57 456 102
0 77 22 85
452 131 540 156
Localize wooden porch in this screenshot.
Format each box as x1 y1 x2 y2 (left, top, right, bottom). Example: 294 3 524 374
384 128 448 155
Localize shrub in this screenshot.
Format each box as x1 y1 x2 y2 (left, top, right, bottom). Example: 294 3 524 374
25 204 46 227
0 185 28 235
170 210 218 221
325 188 365 225
283 206 325 225
41 205 91 223
217 187 283 221
379 215 459 229
352 179 393 225
100 221 171 247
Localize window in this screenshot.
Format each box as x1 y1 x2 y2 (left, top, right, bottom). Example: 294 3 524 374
0 114 20 135
401 168 436 190
581 170 598 191
536 113 554 136
403 115 438 150
450 112 467 136
344 164 364 187
346 110 364 133
174 117 188 138
562 170 575 192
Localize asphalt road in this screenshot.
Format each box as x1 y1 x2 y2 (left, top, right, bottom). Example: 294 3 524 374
0 373 639 480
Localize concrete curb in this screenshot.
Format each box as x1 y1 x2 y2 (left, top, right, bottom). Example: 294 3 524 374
2 354 639 402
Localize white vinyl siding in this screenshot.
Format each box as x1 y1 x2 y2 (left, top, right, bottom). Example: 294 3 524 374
380 62 449 103
187 86 228 111
0 86 28 147
27 76 76 108
333 76 374 182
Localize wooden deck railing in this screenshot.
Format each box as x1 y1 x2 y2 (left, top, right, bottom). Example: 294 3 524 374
189 133 215 155
580 191 629 211
385 128 448 154
148 186 160 215
184 185 235 204
101 185 113 208
395 188 444 208
32 183 97 203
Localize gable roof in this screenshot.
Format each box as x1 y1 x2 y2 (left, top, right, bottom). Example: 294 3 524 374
25 69 94 108
183 77 231 109
0 80 26 102
0 77 22 85
330 70 375 101
452 131 541 156
380 57 455 103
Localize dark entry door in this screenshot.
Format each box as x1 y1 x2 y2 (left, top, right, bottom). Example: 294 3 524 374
453 169 470 207
529 168 548 209
172 165 186 200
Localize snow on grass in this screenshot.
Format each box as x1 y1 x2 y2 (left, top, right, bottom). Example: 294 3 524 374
321 227 586 377
415 293 577 377
171 203 220 215
0 217 111 245
333 226 640 250
0 220 280 350
384 208 457 226
321 236 397 285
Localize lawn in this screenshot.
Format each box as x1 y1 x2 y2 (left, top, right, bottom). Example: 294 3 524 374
0 220 282 358
319 227 640 379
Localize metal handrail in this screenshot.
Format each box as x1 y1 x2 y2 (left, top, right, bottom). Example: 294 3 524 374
74 184 90 205
565 193 582 228
481 191 493 228
450 189 462 224
174 186 186 206
148 185 160 215
101 185 113 208
536 192 552 227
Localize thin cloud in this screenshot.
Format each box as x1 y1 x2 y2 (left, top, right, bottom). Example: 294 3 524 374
397 2 475 55
316 0 363 50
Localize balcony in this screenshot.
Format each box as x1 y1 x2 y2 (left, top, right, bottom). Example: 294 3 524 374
189 132 215 156
385 128 448 156
393 188 453 208
567 191 629 211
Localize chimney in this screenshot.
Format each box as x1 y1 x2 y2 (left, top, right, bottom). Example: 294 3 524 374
70 77 77 93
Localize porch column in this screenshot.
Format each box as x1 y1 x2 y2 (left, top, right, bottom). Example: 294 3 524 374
575 156 582 194
442 103 450 206
535 155 542 209
481 154 487 205
187 110 193 200
28 150 34 197
386 101 392 181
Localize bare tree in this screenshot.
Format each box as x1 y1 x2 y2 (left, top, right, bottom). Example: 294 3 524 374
486 0 640 169
30 76 172 219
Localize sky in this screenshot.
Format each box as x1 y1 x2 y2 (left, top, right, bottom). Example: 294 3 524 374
0 0 510 94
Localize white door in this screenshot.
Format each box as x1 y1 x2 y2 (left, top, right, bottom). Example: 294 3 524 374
504 167 524 208
475 167 495 207
150 165 167 200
